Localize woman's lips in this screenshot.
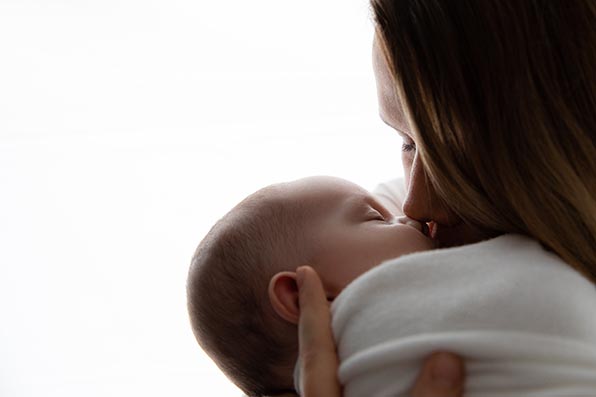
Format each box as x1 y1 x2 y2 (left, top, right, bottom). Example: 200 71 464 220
395 216 430 238
427 222 437 239
399 216 473 245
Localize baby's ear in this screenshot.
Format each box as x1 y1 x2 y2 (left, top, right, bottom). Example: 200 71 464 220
268 271 300 325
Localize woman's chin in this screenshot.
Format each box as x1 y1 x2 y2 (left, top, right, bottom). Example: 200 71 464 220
431 222 489 248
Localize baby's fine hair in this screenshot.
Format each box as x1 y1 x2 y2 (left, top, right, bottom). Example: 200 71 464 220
187 184 311 396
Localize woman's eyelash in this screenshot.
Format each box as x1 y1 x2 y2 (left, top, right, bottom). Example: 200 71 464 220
402 142 416 152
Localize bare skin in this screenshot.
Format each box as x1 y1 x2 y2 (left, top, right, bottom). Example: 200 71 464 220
372 34 486 248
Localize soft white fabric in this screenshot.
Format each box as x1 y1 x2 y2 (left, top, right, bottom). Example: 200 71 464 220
295 234 596 396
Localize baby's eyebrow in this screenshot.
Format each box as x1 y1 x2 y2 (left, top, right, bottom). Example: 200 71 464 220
363 195 393 219
345 195 373 216
347 193 390 219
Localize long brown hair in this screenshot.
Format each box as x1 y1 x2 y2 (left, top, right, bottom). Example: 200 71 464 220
371 0 596 281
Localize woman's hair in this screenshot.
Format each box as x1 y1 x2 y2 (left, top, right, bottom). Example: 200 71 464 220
371 0 596 281
187 185 307 396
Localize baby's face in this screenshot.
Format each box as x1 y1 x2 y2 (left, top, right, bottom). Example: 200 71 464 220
283 176 435 300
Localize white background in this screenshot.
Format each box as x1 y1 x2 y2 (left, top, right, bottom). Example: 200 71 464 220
0 1 405 395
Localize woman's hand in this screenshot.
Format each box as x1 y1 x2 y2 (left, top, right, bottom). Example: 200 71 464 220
296 266 342 397
410 352 465 397
296 265 465 397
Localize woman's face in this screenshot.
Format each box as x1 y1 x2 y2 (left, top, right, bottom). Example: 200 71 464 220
372 34 484 247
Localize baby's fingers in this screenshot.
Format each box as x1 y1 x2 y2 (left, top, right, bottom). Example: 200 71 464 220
296 266 341 397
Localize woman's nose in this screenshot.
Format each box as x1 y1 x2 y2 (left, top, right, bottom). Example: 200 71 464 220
401 155 450 224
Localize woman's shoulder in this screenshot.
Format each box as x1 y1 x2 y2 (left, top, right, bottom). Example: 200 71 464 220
346 233 575 296
444 232 537 254
416 233 583 281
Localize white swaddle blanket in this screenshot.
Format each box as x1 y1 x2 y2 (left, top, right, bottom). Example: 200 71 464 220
295 234 596 396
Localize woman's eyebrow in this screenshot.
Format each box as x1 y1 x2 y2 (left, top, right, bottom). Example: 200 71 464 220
379 110 389 126
379 112 396 131
380 113 408 138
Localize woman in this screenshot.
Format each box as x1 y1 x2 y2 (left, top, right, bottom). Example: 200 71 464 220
296 0 596 395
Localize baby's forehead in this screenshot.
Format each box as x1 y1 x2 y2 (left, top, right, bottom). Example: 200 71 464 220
235 177 371 226
275 177 373 216
285 176 368 199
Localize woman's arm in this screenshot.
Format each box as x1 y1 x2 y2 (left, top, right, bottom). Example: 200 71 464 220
296 266 465 397
410 352 465 397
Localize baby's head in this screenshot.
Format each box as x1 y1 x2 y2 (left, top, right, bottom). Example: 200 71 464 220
187 176 433 396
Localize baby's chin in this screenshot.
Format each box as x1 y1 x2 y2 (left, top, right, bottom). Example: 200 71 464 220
395 223 436 253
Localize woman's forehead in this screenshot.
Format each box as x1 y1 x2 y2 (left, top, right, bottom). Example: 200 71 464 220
373 34 411 137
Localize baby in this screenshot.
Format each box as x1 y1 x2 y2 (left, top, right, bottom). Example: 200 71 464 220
186 176 434 396
188 176 596 397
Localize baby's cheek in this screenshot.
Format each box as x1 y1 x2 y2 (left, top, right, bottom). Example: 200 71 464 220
413 234 436 252
398 228 435 254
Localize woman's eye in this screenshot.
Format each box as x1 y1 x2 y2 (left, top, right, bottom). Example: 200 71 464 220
401 141 416 152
